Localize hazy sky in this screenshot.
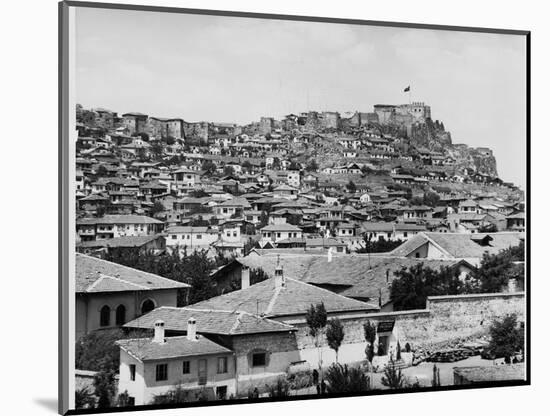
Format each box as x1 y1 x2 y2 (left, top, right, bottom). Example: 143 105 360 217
75 7 527 188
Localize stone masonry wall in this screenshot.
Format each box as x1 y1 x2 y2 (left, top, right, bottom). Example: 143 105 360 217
295 292 525 351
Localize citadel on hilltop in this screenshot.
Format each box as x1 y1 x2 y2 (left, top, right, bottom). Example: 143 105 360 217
76 100 509 185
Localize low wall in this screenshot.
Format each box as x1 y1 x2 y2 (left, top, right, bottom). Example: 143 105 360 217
292 292 525 368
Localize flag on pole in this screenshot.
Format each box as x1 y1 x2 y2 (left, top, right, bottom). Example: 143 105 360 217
404 86 410 92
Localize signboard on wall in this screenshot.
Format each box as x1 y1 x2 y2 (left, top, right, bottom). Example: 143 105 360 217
377 321 395 333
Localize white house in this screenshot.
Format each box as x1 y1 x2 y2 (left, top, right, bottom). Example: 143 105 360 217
165 226 218 254
117 319 235 405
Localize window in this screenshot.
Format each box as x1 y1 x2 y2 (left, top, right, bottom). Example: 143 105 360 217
217 357 228 374
127 397 135 406
182 361 190 374
233 232 237 237
277 233 281 238
129 364 136 381
197 234 202 239
141 299 155 314
415 252 420 258
252 352 266 367
100 305 110 327
156 364 168 381
226 232 231 237
171 235 177 240
403 232 408 238
115 305 126 325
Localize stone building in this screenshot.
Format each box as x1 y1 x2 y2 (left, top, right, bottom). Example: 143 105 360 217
122 112 148 135
260 117 274 135
75 254 189 339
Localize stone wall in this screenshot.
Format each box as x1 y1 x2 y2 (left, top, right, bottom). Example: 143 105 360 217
288 292 525 368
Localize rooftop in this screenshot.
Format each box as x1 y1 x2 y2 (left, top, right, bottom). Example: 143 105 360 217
116 335 231 362
124 306 295 335
76 253 189 293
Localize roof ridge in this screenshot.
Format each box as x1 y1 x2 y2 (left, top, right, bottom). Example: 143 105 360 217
286 276 379 309
264 283 282 316
77 253 190 288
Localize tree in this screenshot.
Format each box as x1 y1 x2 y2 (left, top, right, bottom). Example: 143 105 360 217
409 196 424 206
325 363 370 394
326 319 345 363
363 321 377 364
149 201 165 217
475 241 525 292
103 248 217 306
150 141 164 158
135 132 150 141
390 264 469 311
201 160 217 176
306 159 319 172
96 165 108 177
75 387 95 409
381 359 405 389
242 160 252 172
423 191 440 207
488 314 524 363
356 237 404 254
346 180 357 193
75 328 152 373
431 364 441 387
223 165 235 176
306 303 328 380
94 369 117 408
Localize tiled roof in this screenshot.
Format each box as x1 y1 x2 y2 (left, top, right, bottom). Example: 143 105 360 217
389 232 524 259
116 335 231 361
261 223 302 232
191 276 378 317
334 257 470 303
77 235 162 249
166 226 211 234
124 306 295 335
76 254 189 293
76 215 163 225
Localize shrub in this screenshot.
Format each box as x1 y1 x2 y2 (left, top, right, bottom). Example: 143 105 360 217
381 360 405 389
267 377 290 398
325 363 370 394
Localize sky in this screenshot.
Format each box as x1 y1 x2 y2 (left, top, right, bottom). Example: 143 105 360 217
75 7 527 188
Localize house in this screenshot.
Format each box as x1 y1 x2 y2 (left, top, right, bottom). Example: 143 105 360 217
117 319 235 405
190 268 379 368
260 223 303 244
506 212 525 231
336 222 356 237
165 226 218 254
76 215 164 241
76 235 166 258
75 254 189 338
389 231 524 266
124 306 298 396
459 199 478 213
273 184 299 200
214 198 251 219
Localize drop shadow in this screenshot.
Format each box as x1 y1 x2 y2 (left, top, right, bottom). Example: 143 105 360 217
34 398 58 413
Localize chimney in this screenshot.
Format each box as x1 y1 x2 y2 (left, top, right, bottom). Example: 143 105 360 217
275 255 285 288
153 320 165 344
327 247 333 263
187 317 197 341
241 266 250 289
